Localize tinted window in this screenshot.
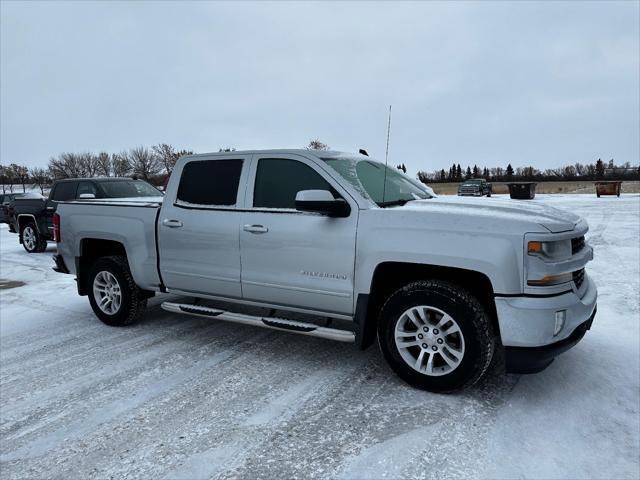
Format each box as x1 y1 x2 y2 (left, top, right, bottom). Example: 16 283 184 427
253 158 333 209
52 182 77 201
99 180 160 198
177 159 243 206
77 181 98 197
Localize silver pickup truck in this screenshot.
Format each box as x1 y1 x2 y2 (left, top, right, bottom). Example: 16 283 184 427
54 149 597 392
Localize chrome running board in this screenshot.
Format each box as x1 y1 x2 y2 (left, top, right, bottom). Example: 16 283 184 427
161 301 355 343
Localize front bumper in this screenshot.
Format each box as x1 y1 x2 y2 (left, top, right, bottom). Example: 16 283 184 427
505 307 596 373
496 275 597 373
495 275 597 347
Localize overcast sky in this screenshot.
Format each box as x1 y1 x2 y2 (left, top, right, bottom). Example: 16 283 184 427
1 1 638 174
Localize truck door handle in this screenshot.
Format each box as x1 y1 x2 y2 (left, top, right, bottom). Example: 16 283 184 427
243 224 268 234
162 219 183 228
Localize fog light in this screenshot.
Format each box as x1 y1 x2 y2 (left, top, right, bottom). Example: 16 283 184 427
554 310 566 336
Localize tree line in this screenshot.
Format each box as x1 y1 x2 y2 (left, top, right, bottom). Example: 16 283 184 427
0 144 194 194
2 140 638 195
417 159 640 184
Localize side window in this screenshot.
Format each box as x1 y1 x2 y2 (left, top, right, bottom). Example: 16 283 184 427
253 158 333 209
51 182 77 201
76 181 98 198
177 159 243 206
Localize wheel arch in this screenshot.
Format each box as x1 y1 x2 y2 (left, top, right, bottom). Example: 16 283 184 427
77 238 127 296
355 261 499 350
17 214 39 243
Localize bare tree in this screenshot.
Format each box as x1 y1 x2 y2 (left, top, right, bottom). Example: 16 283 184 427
219 147 236 153
0 164 7 193
48 152 85 179
96 152 111 177
129 146 161 180
111 152 132 177
9 164 29 192
79 152 99 178
30 167 51 195
306 139 329 151
152 143 180 174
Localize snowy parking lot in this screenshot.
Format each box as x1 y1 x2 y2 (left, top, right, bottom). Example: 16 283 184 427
1 194 638 479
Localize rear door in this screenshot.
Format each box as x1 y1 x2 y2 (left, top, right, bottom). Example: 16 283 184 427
239 153 358 315
158 155 249 298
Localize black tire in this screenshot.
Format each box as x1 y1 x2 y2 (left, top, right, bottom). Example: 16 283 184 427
487 191 491 197
20 221 47 253
88 255 148 326
377 280 495 393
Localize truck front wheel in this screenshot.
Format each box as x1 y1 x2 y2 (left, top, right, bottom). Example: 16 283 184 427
88 255 148 326
377 280 495 393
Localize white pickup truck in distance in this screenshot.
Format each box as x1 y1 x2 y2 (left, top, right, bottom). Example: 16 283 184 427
53 150 597 392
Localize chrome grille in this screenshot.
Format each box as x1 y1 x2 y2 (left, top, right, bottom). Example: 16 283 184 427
573 268 585 289
571 236 585 255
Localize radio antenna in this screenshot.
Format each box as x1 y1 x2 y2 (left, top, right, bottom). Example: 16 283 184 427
382 105 392 203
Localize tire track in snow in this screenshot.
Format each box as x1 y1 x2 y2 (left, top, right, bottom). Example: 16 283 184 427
0 330 272 462
0 319 232 423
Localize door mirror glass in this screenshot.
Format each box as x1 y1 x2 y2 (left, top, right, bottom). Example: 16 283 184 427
79 193 96 199
295 190 350 217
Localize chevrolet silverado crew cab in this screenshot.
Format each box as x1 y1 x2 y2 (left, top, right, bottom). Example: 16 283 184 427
9 177 161 253
53 150 597 392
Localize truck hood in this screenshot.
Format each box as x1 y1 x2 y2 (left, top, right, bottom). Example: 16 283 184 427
400 196 580 233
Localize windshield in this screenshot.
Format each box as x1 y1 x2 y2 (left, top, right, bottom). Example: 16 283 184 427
323 157 432 206
99 180 161 198
463 179 483 185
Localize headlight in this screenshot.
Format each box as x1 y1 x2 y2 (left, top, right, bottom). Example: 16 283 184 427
527 240 571 260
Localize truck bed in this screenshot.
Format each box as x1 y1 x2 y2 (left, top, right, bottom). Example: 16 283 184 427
56 197 164 291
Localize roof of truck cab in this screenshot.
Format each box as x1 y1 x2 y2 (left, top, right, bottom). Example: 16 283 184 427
55 177 151 182
181 149 373 160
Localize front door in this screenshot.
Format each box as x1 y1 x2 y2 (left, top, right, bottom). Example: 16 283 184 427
158 155 249 298
240 154 358 315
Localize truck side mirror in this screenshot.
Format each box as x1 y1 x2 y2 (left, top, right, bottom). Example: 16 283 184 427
295 190 350 218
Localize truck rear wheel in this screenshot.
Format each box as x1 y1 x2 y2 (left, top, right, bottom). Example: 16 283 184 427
377 280 495 393
21 222 47 253
88 255 148 326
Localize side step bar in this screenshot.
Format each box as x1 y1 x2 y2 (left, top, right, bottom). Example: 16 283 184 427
161 302 355 343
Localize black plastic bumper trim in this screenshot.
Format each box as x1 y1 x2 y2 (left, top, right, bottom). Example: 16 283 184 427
52 254 70 274
505 305 597 374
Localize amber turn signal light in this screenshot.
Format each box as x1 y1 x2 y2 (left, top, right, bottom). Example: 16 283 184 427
527 241 542 254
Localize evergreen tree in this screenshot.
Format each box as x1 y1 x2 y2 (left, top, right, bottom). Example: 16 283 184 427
465 166 472 179
440 169 446 181
473 165 479 177
506 163 514 179
595 159 605 179
456 164 462 180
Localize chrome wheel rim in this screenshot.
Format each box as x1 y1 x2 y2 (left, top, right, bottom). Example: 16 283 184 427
93 271 122 315
394 305 465 376
23 227 36 251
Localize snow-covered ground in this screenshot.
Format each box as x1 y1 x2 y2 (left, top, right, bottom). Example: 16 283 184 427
0 194 638 479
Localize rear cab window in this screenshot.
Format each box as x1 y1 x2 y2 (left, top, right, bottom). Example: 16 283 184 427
77 181 99 198
177 159 244 207
51 182 78 201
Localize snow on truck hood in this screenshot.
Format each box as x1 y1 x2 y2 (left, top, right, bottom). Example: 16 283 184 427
401 196 581 233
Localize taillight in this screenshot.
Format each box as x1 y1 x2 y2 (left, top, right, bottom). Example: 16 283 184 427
53 213 60 242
